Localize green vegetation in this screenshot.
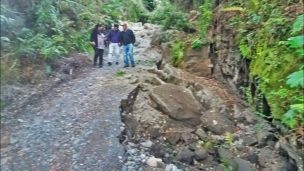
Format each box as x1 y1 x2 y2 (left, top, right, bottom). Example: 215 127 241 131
170 41 185 67
241 86 254 106
220 158 234 171
188 0 213 56
198 139 216 150
115 70 126 77
224 0 304 129
143 0 156 12
149 1 190 30
164 0 303 130
191 38 203 50
0 0 149 84
197 0 214 39
224 132 234 147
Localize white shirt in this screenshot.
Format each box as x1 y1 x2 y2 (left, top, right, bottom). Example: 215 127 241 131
97 33 106 49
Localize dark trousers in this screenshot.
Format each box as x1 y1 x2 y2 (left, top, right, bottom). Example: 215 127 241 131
94 48 104 66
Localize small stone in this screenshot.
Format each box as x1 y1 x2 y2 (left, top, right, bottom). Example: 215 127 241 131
134 42 140 47
140 140 153 148
194 149 208 161
10 137 18 144
146 157 163 168
233 157 254 171
256 131 276 147
128 142 136 147
166 132 180 145
195 128 208 140
243 109 258 124
157 161 166 169
17 119 25 123
242 151 258 164
217 148 234 160
140 154 146 159
258 147 274 167
129 78 139 84
242 135 258 146
121 165 127 171
150 143 166 158
139 83 149 91
181 133 193 143
125 74 133 79
233 104 246 122
54 77 61 82
165 164 180 171
176 148 195 164
127 149 138 155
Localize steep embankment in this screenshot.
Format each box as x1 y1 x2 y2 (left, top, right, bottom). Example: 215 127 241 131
119 56 302 171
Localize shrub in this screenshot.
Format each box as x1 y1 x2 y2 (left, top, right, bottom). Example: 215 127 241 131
171 41 185 67
198 0 214 39
191 38 203 50
149 1 190 30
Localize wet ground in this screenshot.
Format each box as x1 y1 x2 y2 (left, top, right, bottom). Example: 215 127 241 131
1 66 134 171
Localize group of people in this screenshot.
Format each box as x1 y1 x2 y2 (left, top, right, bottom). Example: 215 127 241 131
90 23 136 68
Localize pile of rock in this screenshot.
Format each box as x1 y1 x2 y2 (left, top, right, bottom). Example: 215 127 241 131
119 62 301 171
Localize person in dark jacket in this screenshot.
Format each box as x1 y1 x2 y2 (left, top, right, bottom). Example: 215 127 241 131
120 23 136 68
107 23 121 66
90 24 106 67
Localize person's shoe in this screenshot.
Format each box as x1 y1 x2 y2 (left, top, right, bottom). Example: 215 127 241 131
99 65 103 68
108 62 112 66
131 64 135 67
124 65 129 68
115 62 119 65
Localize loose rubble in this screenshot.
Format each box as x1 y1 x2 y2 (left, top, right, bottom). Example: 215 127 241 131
119 23 302 171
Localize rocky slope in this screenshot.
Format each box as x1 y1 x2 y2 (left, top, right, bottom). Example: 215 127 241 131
118 25 303 171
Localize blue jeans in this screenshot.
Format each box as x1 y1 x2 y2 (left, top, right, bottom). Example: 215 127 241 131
123 43 134 66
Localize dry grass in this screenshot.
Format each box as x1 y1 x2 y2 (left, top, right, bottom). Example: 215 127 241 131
1 54 47 85
0 54 20 84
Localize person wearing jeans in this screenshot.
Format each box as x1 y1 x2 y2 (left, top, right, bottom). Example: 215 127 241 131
120 23 136 68
107 23 121 66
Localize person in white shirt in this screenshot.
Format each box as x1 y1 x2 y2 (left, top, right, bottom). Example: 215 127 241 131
90 24 106 67
107 23 121 66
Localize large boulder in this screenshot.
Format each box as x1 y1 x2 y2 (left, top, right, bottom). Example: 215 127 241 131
257 147 294 170
150 84 203 126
